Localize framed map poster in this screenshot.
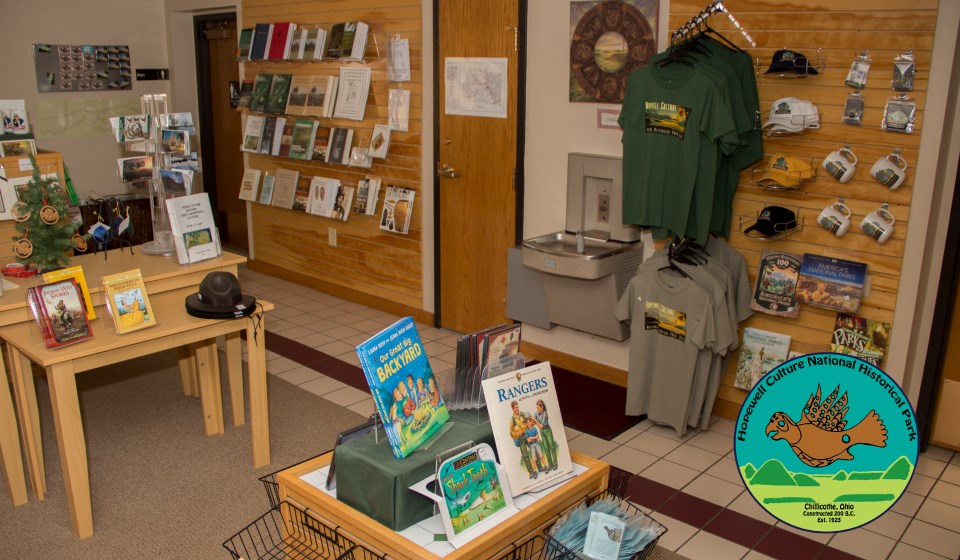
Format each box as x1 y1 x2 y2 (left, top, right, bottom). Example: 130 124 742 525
570 0 658 103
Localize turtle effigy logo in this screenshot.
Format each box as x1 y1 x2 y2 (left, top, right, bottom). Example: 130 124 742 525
735 353 917 532
768 385 888 468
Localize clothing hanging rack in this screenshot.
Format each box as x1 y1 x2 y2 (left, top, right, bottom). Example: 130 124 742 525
671 0 756 48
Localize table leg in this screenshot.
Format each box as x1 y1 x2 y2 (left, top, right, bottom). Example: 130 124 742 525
224 332 245 427
247 314 270 468
10 348 45 500
0 348 27 506
176 344 199 397
47 362 92 539
195 340 224 436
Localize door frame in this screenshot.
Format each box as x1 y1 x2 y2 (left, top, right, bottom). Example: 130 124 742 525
431 0 528 327
916 156 960 449
192 11 237 224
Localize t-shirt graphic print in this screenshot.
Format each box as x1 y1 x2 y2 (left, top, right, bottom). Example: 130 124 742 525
644 101 690 139
643 300 686 341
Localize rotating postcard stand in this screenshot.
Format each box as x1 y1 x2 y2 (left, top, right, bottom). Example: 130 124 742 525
139 94 175 255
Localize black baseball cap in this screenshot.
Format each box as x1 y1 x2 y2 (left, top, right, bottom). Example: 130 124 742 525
765 49 819 75
185 271 257 319
744 206 798 238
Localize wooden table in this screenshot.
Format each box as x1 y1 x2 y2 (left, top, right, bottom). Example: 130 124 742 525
0 286 273 539
276 451 611 560
0 249 247 507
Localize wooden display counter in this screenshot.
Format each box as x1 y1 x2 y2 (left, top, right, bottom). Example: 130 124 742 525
275 451 610 560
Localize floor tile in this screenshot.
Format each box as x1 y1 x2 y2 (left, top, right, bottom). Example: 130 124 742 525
754 525 826 558
774 521 832 544
323 386 372 407
611 424 650 445
685 429 734 456
900 519 960 559
907 473 937 497
317 340 356 357
568 433 619 459
727 491 776 524
664 444 722 472
651 514 698 552
828 527 896 560
928 479 960 508
266 356 301 375
915 497 960 532
297 331 336 349
708 417 735 438
347 398 376 418
279 326 315 341
647 424 698 442
702 508 771 549
706 456 745 486
299 375 348 397
657 491 723 528
641 459 701 490
682 474 743 507
624 476 678 511
890 490 925 517
623 430 682 457
922 446 955 463
861 509 911 541
676 529 749 560
600 445 658 474
276 365 324 385
916 455 948 479
742 552 776 560
323 324 363 340
941 464 960 486
887 541 952 560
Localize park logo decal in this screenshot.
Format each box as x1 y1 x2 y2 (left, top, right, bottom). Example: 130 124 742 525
734 352 917 532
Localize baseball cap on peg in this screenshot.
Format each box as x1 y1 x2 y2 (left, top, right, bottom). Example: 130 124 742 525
763 97 820 136
744 206 798 238
765 49 819 75
185 271 257 318
757 154 815 188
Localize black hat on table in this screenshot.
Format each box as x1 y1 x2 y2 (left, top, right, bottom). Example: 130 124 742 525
744 206 798 239
185 271 257 319
765 49 819 75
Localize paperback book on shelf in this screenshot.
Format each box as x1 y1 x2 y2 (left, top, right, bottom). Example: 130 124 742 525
353 177 381 215
326 127 354 165
333 67 371 121
734 328 792 390
238 168 261 202
285 75 311 114
257 116 278 155
751 249 801 318
165 192 221 265
831 313 891 366
311 126 332 162
258 174 275 205
339 21 369 62
249 23 272 60
332 186 354 221
236 79 254 110
41 266 96 320
117 156 153 183
265 74 293 114
288 118 318 160
796 254 868 313
271 168 300 209
480 361 573 496
308 176 340 217
27 279 94 349
288 27 306 60
380 185 415 234
248 73 272 113
369 124 391 159
355 316 450 459
159 169 192 196
292 177 311 213
266 22 295 60
237 27 254 60
101 269 156 334
276 119 296 158
241 114 265 153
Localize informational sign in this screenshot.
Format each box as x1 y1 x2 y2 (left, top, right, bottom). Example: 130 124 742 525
444 58 508 119
135 68 170 81
33 44 132 92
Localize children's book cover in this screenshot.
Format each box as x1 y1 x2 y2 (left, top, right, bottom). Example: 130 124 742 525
751 249 801 318
355 316 450 459
27 279 94 349
796 254 868 313
480 361 573 496
734 328 792 390
42 265 96 320
831 313 892 366
102 269 156 334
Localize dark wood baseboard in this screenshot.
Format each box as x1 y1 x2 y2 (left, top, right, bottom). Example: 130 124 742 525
519 340 628 387
247 259 434 325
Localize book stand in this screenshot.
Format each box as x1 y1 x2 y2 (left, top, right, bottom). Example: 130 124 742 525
446 353 526 426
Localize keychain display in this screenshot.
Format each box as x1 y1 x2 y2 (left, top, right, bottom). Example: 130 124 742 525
892 51 915 92
842 91 865 126
845 50 871 89
882 94 917 133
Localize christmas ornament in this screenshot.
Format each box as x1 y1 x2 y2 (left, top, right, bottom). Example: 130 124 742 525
39 200 60 225
14 232 33 259
11 201 30 222
73 232 88 252
89 222 112 245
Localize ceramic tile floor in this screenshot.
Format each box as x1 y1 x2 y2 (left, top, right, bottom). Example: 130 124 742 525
235 266 960 560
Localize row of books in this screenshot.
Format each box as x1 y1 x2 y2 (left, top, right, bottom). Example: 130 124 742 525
240 68 371 121
734 312 892 390
28 267 157 349
238 168 414 234
241 116 359 165
751 250 869 318
239 21 369 63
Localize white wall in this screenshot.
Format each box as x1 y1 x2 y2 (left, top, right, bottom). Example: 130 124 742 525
0 0 170 199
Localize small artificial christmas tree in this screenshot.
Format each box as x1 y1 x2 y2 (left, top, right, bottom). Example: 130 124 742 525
11 155 78 272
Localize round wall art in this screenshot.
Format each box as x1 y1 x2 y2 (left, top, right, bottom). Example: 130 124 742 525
570 0 656 103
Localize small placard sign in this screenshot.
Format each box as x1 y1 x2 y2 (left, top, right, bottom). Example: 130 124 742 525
136 68 169 81
597 108 621 130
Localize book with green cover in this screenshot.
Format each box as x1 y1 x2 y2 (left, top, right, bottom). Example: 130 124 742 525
265 74 292 114
249 73 272 113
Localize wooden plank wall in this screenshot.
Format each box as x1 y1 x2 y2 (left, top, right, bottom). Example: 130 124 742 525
669 0 938 419
240 0 424 310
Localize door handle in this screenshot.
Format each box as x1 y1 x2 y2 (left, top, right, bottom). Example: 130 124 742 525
437 163 460 178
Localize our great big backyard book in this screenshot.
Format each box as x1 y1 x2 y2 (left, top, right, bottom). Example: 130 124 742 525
355 317 450 459
480 361 573 496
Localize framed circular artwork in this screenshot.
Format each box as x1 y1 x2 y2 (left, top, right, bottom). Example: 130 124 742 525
570 0 657 103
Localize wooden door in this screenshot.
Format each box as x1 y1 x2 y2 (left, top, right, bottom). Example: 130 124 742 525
930 272 960 450
200 18 246 251
437 0 522 334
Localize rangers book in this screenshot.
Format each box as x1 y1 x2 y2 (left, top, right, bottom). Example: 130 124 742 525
355 316 450 460
831 313 891 366
102 269 156 334
734 328 792 390
41 265 96 320
751 249 801 318
480 361 573 496
27 279 93 349
796 254 868 313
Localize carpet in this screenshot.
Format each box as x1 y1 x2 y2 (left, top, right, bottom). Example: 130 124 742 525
0 350 365 560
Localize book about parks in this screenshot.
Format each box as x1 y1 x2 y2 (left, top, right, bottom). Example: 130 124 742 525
480 361 573 496
830 313 891 366
27 278 93 349
355 316 450 460
796 254 868 313
42 265 96 320
165 192 221 265
102 269 156 334
733 328 792 390
751 249 800 318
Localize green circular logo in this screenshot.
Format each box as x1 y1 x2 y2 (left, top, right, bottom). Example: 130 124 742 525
734 353 917 532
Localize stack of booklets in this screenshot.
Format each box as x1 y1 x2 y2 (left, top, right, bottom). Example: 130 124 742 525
27 278 94 349
164 192 222 265
102 269 156 334
448 323 521 410
242 23 327 61
355 317 450 460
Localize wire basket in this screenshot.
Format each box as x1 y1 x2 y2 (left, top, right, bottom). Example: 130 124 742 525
606 466 633 499
258 452 328 508
223 501 389 560
541 490 667 560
